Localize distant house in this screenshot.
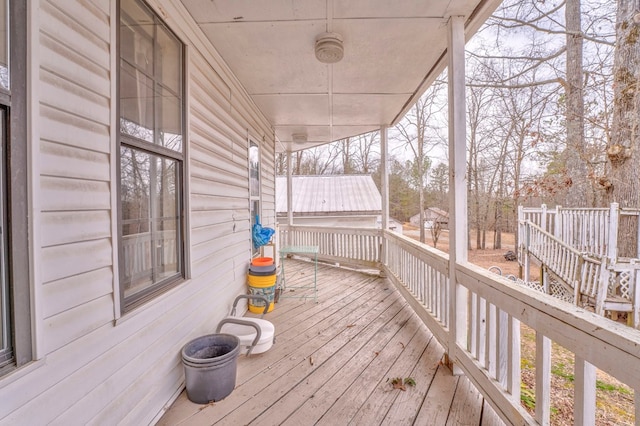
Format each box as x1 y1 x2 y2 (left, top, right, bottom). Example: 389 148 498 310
377 216 404 235
409 207 449 229
276 175 389 228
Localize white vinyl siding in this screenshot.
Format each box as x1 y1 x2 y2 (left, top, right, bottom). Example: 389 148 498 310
0 0 276 423
38 0 113 355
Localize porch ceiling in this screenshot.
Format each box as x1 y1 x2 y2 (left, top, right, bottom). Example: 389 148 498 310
180 0 501 152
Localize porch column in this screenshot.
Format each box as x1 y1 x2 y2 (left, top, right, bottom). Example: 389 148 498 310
380 125 389 231
287 150 293 227
446 15 468 373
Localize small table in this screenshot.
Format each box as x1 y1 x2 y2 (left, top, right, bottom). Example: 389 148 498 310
278 245 318 303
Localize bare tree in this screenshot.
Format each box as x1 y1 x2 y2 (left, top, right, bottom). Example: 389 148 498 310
564 0 590 206
475 0 615 208
352 132 379 174
428 163 449 209
394 81 446 244
606 0 640 256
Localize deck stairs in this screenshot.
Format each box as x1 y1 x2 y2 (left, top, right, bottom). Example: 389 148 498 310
517 204 640 328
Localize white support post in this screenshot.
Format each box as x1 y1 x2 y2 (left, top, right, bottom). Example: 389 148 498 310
524 216 531 282
574 356 596 426
541 204 547 232
286 150 293 246
608 202 619 263
380 125 389 232
633 261 640 329
380 125 390 270
555 205 562 239
446 15 468 374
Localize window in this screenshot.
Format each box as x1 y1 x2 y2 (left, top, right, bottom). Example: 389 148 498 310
0 105 9 370
119 0 184 311
249 141 261 256
1 0 31 374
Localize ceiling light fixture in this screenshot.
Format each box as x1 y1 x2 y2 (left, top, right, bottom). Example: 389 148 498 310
292 133 308 143
315 32 344 64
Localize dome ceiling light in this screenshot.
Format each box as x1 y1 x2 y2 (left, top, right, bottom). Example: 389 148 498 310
292 133 308 143
314 32 344 64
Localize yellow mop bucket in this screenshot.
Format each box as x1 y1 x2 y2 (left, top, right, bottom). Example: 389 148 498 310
247 273 277 313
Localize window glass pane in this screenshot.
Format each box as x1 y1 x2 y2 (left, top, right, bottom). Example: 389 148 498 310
249 142 260 197
120 0 182 153
120 61 154 142
0 0 7 90
121 147 180 301
157 25 181 94
120 0 153 76
158 87 182 151
0 108 10 366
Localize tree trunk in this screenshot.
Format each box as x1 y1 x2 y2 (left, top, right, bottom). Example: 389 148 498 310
494 207 502 249
294 151 303 175
418 188 425 244
608 0 640 257
564 0 590 207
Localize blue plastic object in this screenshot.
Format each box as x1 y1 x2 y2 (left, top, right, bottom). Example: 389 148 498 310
252 215 275 249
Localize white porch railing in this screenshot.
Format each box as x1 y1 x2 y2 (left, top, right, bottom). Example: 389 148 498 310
519 205 640 328
279 225 382 269
518 203 640 259
279 224 640 425
122 230 178 285
523 220 608 310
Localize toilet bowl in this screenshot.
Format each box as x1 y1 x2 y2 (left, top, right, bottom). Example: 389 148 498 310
218 318 275 354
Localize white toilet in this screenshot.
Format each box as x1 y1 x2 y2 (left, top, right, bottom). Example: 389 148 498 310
216 295 275 355
218 318 275 354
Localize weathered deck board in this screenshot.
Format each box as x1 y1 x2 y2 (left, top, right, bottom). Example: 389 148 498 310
160 259 506 426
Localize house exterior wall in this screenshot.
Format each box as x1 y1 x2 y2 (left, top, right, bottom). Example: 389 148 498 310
0 0 275 423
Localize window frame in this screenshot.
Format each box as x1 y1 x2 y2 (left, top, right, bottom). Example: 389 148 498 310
249 139 262 256
117 0 186 313
0 0 31 375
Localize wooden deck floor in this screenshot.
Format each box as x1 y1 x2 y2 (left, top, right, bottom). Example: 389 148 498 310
159 259 505 426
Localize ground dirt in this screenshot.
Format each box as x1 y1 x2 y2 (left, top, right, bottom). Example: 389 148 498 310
403 224 635 425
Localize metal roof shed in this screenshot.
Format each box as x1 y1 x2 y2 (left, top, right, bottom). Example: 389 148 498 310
276 175 381 227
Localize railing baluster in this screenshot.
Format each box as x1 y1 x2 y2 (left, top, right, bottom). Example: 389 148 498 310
574 356 596 425
488 301 496 377
535 333 551 425
479 297 487 368
496 308 508 386
470 292 477 358
507 314 520 402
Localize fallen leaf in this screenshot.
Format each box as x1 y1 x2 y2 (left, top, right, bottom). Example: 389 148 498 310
309 356 314 366
374 351 380 356
391 377 406 391
346 324 356 328
404 377 416 387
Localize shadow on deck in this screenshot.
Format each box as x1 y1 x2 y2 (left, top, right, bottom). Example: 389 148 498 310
159 259 504 425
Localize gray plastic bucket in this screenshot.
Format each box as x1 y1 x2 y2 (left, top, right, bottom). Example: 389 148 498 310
181 333 240 404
